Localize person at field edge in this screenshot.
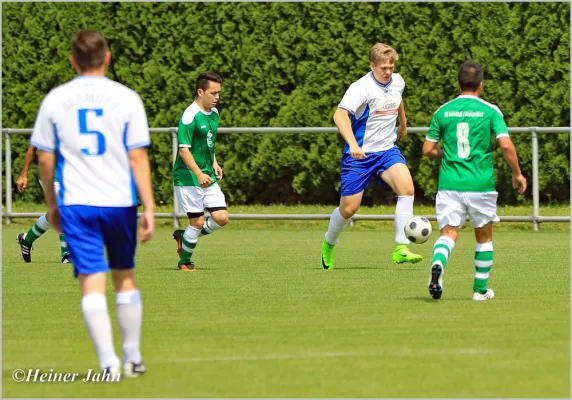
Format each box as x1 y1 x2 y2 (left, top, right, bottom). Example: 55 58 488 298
31 30 155 376
16 145 71 264
321 42 423 270
422 60 527 301
172 72 229 271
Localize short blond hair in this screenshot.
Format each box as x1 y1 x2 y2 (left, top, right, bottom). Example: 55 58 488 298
370 43 399 64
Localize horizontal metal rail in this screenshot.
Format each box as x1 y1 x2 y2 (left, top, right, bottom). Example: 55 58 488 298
2 127 571 135
3 126 570 229
1 212 569 223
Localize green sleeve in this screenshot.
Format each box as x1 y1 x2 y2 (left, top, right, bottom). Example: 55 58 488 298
177 117 195 146
426 112 441 141
491 110 509 137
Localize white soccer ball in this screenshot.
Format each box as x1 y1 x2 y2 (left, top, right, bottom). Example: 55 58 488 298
404 216 433 244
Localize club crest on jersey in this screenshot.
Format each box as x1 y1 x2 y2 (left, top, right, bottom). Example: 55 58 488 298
207 130 214 147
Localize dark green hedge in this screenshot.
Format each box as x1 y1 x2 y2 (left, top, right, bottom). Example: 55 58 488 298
3 2 569 206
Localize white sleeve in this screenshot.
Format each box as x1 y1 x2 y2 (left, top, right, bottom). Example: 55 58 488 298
125 93 151 150
30 96 56 152
338 82 367 115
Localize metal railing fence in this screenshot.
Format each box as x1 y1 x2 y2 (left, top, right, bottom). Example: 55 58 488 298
2 126 570 230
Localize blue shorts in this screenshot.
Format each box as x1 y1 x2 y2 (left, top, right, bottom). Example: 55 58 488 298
59 206 138 277
340 146 406 196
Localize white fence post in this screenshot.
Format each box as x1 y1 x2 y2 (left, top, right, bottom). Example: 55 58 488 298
5 133 12 224
171 128 180 228
531 127 540 231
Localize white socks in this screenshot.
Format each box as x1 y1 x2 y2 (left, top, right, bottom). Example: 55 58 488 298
394 195 414 244
81 294 120 370
116 290 143 364
324 207 349 245
82 290 144 368
325 196 414 246
201 215 222 236
37 214 52 231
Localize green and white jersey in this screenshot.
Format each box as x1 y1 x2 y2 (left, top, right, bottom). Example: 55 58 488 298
426 95 509 192
173 102 219 187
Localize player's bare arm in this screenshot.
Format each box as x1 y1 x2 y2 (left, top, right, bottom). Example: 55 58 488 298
397 101 408 141
179 147 212 187
422 139 443 160
213 154 223 179
333 108 366 159
497 137 527 194
17 145 37 192
128 148 156 242
37 150 61 232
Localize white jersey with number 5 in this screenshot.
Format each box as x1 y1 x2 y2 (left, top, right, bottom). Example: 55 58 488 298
338 72 405 154
30 76 150 207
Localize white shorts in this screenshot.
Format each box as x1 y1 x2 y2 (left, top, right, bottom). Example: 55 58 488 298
435 190 500 230
175 183 227 215
39 180 61 197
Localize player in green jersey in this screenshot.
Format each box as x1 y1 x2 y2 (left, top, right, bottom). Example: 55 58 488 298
422 61 527 301
172 72 229 271
16 145 71 263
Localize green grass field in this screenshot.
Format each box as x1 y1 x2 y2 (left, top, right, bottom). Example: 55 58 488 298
2 218 570 397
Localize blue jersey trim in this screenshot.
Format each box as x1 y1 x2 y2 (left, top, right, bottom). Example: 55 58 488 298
123 123 138 206
126 142 151 151
369 72 393 90
338 105 355 115
73 76 110 80
343 104 369 153
53 123 65 205
30 142 54 153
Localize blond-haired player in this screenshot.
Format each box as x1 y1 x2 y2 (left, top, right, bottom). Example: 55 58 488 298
322 43 423 269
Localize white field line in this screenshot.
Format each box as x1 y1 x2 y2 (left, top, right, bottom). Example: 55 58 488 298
3 348 500 370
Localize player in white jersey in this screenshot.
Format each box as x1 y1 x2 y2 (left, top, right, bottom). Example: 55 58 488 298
30 30 155 378
321 43 423 269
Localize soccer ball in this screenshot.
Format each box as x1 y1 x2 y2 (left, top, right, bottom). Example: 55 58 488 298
404 216 432 244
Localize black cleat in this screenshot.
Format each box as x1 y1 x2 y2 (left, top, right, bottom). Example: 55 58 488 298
178 261 197 271
123 361 147 378
61 254 71 264
17 233 32 263
428 264 444 300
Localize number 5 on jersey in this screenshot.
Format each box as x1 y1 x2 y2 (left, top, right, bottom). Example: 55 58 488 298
456 122 470 159
78 108 106 156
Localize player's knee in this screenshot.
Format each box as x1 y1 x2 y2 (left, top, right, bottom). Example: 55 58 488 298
111 269 137 292
213 212 229 227
189 216 204 230
339 204 358 219
397 183 414 197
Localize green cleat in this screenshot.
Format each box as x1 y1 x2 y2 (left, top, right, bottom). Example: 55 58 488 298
321 240 335 269
392 244 423 264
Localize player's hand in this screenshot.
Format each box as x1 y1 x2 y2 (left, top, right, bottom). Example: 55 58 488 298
198 172 213 188
397 124 407 141
16 175 28 193
139 209 155 243
512 173 527 194
213 163 223 180
349 145 366 160
47 205 62 233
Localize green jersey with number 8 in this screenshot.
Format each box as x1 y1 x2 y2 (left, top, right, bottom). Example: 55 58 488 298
426 95 509 192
